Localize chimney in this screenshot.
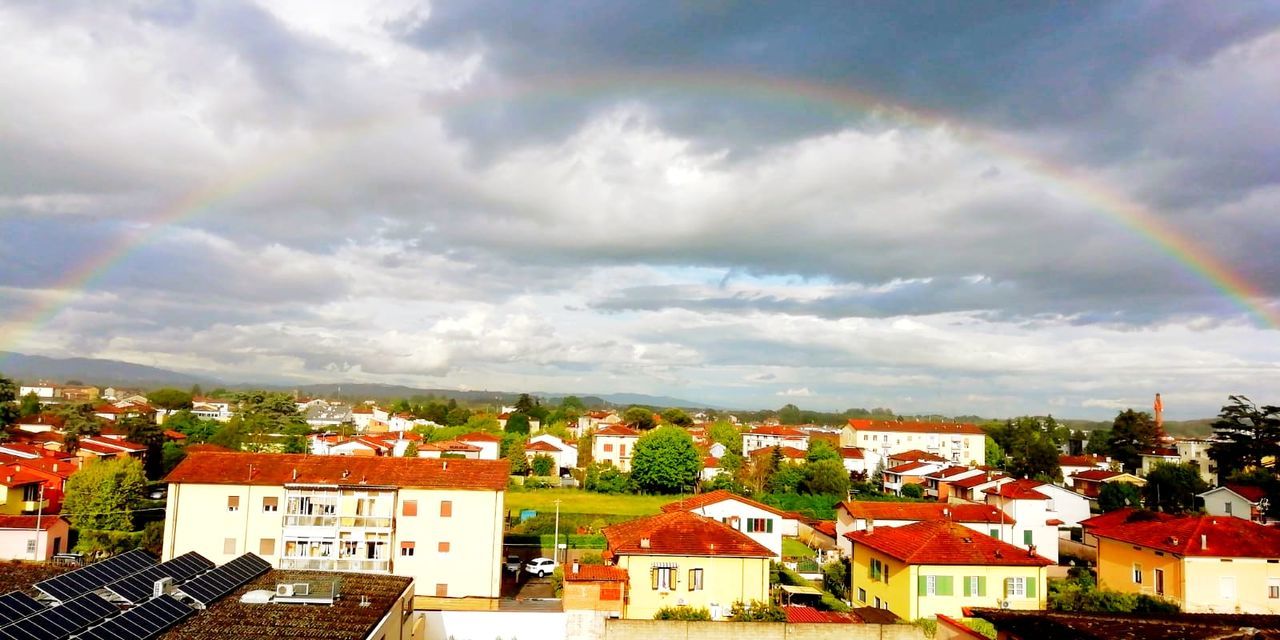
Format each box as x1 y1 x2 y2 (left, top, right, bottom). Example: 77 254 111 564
867 519 875 535
342 469 350 479
572 560 580 574
1028 544 1037 557
1201 534 1207 549
292 468 298 481
442 460 448 471
640 538 651 549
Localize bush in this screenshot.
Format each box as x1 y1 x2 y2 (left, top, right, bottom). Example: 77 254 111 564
584 463 631 494
913 618 938 638
822 559 849 600
728 600 785 622
531 454 556 477
1049 572 1179 614
963 618 997 639
654 606 711 620
578 552 604 565
900 483 925 499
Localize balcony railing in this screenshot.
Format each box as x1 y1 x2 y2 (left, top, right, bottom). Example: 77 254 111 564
283 514 339 527
338 516 392 529
278 557 391 573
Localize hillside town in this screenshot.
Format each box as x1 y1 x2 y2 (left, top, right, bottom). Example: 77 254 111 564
0 375 1277 639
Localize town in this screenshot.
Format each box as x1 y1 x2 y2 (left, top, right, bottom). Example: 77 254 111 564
0 375 1276 639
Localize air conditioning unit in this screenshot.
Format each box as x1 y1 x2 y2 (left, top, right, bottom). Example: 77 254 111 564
153 577 175 598
276 584 294 597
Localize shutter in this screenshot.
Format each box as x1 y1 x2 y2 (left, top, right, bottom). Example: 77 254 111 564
918 575 928 596
1004 578 1012 597
938 576 953 596
767 518 774 533
963 576 971 597
978 576 987 597
651 569 659 590
1023 530 1033 545
1026 576 1037 598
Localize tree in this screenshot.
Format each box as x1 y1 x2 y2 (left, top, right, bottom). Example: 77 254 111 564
560 396 586 411
1143 462 1209 514
1086 429 1112 456
707 421 742 455
146 388 193 411
1098 481 1143 512
18 392 41 418
161 442 186 475
801 458 850 496
403 441 419 458
985 436 1005 469
444 406 470 426
660 408 693 428
990 417 1061 480
121 414 166 479
62 457 147 531
51 403 101 453
767 463 805 494
165 410 218 443
531 453 556 477
630 426 701 494
900 483 925 499
0 374 17 427
1108 409 1160 472
777 404 803 425
514 393 538 414
230 391 306 452
805 440 840 464
622 406 656 430
504 413 531 435
1209 396 1280 479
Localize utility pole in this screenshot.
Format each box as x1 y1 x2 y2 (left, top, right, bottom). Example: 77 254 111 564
553 498 562 565
31 484 44 561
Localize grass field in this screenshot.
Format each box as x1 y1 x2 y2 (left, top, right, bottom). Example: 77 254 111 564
505 488 677 516
782 538 816 559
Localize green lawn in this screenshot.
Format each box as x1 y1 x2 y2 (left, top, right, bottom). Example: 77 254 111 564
782 538 816 559
505 488 676 516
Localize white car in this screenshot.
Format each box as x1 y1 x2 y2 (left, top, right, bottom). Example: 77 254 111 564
523 557 557 577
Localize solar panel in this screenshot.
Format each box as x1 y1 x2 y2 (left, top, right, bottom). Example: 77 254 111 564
0 593 116 640
34 550 157 602
0 593 43 626
175 554 271 607
74 595 192 640
102 552 215 604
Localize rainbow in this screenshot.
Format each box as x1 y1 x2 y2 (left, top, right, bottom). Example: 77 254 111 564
2 69 1275 358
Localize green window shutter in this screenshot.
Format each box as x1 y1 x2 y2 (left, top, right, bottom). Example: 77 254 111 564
978 576 987 597
767 519 774 533
1023 530 1033 545
938 576 953 596
990 529 998 538
1026 577 1037 598
918 575 928 596
963 576 971 597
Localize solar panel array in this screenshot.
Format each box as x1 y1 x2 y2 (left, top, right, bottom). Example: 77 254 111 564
34 551 157 602
176 554 271 607
0 593 116 640
0 593 42 627
74 595 193 640
102 552 215 604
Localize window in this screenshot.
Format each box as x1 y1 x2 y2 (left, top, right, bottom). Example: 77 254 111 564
651 566 676 591
920 575 952 596
1226 502 1233 515
873 597 881 608
400 542 415 557
870 558 882 580
603 443 614 452
226 496 240 512
858 588 866 603
435 583 448 597
1269 579 1280 599
1154 568 1165 596
990 529 999 538
25 539 36 554
688 568 703 591
259 538 275 555
1005 577 1026 598
440 501 452 517
926 575 937 596
1023 530 1033 545
745 518 773 533
619 445 627 457
402 500 418 517
438 541 450 553
22 485 39 502
1221 576 1236 600
262 497 278 512
1132 563 1143 584
964 576 985 597
223 538 237 555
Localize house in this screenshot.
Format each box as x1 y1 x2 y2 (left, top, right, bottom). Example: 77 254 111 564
700 457 721 482
707 442 727 459
601 510 773 620
888 449 948 466
659 489 798 559
1176 438 1219 486
74 436 147 464
0 515 70 560
1139 446 1182 476
1058 454 1112 481
840 419 986 467
527 434 578 470
17 383 56 399
1198 484 1269 522
57 385 99 402
840 447 871 477
1077 508 1175 548
741 426 809 456
162 452 509 600
592 424 641 472
1071 469 1146 499
923 466 986 501
982 479 1092 562
835 501 1015 557
945 472 1012 503
883 461 944 495
847 520 1051 620
0 470 49 515
12 413 65 434
0 457 75 513
304 402 353 428
562 561 629 617
417 440 483 460
350 405 375 431
456 432 502 460
191 399 233 422
1092 514 1280 613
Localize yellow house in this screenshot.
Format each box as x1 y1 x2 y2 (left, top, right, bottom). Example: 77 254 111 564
1094 514 1280 613
602 510 772 620
0 471 48 514
162 451 508 604
848 520 1050 620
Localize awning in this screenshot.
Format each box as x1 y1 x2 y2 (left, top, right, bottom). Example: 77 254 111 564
778 585 822 596
651 561 678 569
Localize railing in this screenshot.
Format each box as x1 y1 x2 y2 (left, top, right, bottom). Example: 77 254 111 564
338 516 393 529
279 557 390 573
283 514 339 527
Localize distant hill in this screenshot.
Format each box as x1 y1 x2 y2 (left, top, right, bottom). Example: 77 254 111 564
1060 417 1215 437
0 351 214 388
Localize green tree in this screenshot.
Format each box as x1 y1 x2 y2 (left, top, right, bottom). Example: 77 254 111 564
1086 429 1112 455
767 463 805 493
1098 481 1143 512
1142 462 1209 513
51 403 101 453
514 393 538 414
504 413 531 435
230 391 306 452
503 434 530 475
991 417 1062 480
707 421 742 455
165 409 218 443
778 404 803 425
403 441 419 458
281 422 311 454
728 600 786 622
0 375 17 427
463 413 501 432
900 483 926 499
985 436 1005 468
622 406 656 430
121 413 166 479
531 453 556 477
18 392 41 419
630 426 701 494
62 457 147 531
822 559 849 600
146 388 193 411
801 458 850 495
444 406 470 426
660 407 693 428
1108 409 1160 472
805 440 840 464
161 442 186 475
1209 396 1280 479
560 396 586 411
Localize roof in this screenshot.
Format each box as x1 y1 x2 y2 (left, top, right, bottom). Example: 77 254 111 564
885 461 935 474
748 426 807 437
603 511 773 558
1140 447 1180 457
888 449 947 463
849 607 901 624
1072 469 1123 482
1059 454 1109 467
1220 483 1268 503
419 440 481 453
969 608 1280 640
848 521 1052 566
846 419 984 435
15 413 65 428
563 564 628 582
1078 508 1175 531
457 431 502 443
702 456 720 468
783 605 862 624
161 570 412 640
659 489 794 519
948 473 1008 489
594 424 640 437
525 440 563 452
839 447 864 459
0 470 46 487
165 452 510 491
984 479 1051 500
1092 514 1280 558
839 501 1014 525
928 465 980 480
0 515 67 531
812 521 837 537
749 445 806 460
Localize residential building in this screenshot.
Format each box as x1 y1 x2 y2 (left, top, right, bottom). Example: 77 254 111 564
351 405 375 431
840 419 986 467
982 479 1091 562
888 449 948 466
1078 508 1175 548
562 561 628 618
700 457 721 482
304 402 353 428
162 452 509 601
1139 446 1182 476
17 383 56 399
191 399 234 422
1071 469 1146 499
847 521 1051 620
1198 485 1269 522
456 432 502 460
741 426 809 456
1177 438 1219 486
527 434 578 470
0 515 70 560
0 470 49 515
417 441 483 459
1093 514 1280 613
923 466 986 501
0 457 75 512
601 510 772 620
74 436 147 464
592 424 641 472
835 501 1015 557
659 489 798 559
882 461 944 496
840 447 871 477
1058 454 1112 481
946 472 1012 502
58 385 100 402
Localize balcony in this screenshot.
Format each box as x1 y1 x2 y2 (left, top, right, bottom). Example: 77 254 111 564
338 515 392 529
279 557 391 573
283 514 339 528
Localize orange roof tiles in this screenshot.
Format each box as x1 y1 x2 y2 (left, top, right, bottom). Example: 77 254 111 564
1058 454 1108 467
165 452 510 491
0 515 66 531
886 461 935 474
594 425 640 437
750 446 806 460
848 521 1052 566
457 432 502 443
846 419 984 435
660 489 793 519
525 441 563 452
889 449 947 463
1093 514 1280 558
783 606 863 623
1072 469 1123 482
839 447 865 459
839 501 1014 525
984 479 1051 500
1223 484 1268 503
749 426 807 437
1078 508 1174 532
603 511 773 558
564 564 628 582
950 473 1007 489
0 470 46 487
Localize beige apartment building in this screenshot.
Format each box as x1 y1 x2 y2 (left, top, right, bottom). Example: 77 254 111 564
840 419 986 467
591 424 641 471
162 452 508 603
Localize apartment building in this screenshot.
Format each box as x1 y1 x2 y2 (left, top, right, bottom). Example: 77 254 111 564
840 419 986 467
592 424 641 472
162 452 508 602
741 426 809 456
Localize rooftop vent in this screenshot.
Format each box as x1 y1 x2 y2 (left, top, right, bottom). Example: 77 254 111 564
640 538 651 549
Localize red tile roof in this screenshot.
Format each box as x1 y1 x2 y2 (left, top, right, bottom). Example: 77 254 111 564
0 515 66 531
848 521 1052 566
812 521 837 537
846 419 984 435
1224 484 1268 503
783 606 863 623
564 564 628 582
839 447 865 459
750 446 806 460
928 465 980 479
421 441 481 453
1059 454 1108 468
749 426 807 437
984 479 1051 500
1141 447 1179 457
594 425 640 437
0 470 46 487
1078 508 1175 532
839 501 1014 525
703 456 720 468
889 449 947 463
165 452 510 491
457 432 502 443
525 441 563 452
660 489 793 519
15 413 65 429
886 461 935 474
603 511 773 558
1072 469 1123 482
1093 515 1280 558
950 473 1008 489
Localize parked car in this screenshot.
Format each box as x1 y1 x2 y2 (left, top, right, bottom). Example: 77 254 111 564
504 555 522 573
523 557 557 577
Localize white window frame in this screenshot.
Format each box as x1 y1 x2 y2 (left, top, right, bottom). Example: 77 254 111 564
1006 577 1026 598
25 539 36 554
1132 563 1143 584
1221 576 1236 600
968 576 980 597
1268 579 1280 599
926 575 937 596
655 567 675 591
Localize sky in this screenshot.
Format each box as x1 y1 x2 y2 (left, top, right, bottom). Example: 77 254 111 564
1 1 1278 418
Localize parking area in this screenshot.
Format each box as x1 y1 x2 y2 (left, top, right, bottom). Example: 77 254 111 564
500 546 559 601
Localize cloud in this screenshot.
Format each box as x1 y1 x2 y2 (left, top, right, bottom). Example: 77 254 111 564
777 387 814 398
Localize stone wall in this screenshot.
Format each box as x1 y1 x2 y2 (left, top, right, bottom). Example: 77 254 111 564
602 619 925 640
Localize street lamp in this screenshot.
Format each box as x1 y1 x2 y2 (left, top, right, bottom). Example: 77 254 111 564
553 498 562 565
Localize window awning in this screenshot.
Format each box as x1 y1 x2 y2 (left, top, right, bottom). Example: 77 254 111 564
651 561 678 569
778 585 822 596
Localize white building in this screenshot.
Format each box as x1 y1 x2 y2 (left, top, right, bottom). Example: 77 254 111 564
526 434 578 471
592 424 641 472
456 432 502 461
982 479 1091 563
839 419 986 467
660 489 797 559
1198 485 1268 522
741 426 809 457
17 384 56 399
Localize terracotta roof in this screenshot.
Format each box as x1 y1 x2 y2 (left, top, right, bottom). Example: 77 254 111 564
839 447 865 459
783 606 862 623
984 479 1051 500
603 511 773 558
457 432 502 443
564 564 628 582
594 424 640 437
888 449 947 463
163 430 187 440
1078 508 1174 531
1 457 75 479
748 426 807 437
812 521 837 537
928 465 979 479
1045 519 1065 526
165 452 510 491
703 456 720 468
750 446 806 460
82 437 147 453
0 470 46 487
839 501 1014 525
351 406 373 414
1072 469 1122 482
846 419 984 435
848 521 1052 566
1093 514 1280 558
1058 454 1108 467
1224 483 1268 503
885 461 935 474
525 441 563 452
0 515 66 531
15 413 65 428
950 473 1008 489
660 489 794 519
421 440 481 453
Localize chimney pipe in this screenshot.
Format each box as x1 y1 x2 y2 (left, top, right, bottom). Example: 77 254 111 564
572 560 580 574
1201 534 1207 549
